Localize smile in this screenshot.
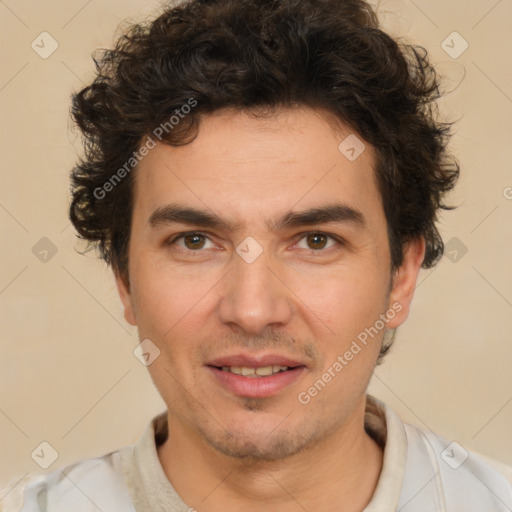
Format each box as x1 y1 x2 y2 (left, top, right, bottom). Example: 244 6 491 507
220 365 289 377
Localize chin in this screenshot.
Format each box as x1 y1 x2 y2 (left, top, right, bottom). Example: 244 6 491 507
195 414 325 463
204 431 310 462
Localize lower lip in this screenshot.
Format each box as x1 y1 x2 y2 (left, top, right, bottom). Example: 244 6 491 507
207 366 305 398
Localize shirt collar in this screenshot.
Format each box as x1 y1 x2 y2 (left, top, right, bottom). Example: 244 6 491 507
121 394 408 511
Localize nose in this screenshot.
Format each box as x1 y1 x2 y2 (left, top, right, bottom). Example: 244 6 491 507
217 249 294 335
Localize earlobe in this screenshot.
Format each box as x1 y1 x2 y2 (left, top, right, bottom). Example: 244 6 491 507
386 237 426 329
115 271 137 326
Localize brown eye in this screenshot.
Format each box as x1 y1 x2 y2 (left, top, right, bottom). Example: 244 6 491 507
307 233 328 250
167 232 216 253
295 232 338 251
183 234 207 250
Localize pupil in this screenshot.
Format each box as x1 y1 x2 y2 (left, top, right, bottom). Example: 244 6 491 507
185 234 204 249
308 233 326 249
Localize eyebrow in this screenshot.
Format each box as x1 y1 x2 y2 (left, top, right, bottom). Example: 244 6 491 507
148 203 366 231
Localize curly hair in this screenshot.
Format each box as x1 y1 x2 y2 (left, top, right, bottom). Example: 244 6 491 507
69 0 459 358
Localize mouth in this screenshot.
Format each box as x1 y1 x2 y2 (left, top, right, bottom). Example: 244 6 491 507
218 365 291 377
206 354 306 398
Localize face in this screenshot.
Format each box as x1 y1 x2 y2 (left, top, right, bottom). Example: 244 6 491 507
117 107 424 461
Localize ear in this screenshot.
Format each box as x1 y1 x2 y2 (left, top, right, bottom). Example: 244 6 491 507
115 271 137 326
385 237 425 329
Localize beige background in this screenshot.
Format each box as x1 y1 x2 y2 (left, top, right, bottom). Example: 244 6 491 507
1 0 511 493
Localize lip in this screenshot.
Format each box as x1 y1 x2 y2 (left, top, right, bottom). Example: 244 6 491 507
206 353 307 399
207 353 305 369
207 365 306 398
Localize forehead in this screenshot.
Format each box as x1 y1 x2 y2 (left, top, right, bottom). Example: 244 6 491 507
132 107 383 228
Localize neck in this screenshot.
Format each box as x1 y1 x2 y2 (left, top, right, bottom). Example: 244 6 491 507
158 397 383 512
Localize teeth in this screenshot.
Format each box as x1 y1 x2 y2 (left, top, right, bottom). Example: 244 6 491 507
220 365 289 376
255 366 273 376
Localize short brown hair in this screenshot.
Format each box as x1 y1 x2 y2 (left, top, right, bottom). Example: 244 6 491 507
70 0 459 293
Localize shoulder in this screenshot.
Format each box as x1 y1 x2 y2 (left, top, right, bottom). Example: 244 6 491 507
1 451 135 512
401 422 512 511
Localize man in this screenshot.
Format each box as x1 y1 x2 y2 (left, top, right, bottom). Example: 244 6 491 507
7 0 512 510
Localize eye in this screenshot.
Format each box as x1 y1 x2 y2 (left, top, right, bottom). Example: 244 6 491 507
295 232 339 251
171 232 215 251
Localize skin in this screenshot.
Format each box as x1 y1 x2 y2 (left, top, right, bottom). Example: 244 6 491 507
116 106 425 512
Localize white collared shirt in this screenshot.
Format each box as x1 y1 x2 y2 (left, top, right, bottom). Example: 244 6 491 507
5 396 512 511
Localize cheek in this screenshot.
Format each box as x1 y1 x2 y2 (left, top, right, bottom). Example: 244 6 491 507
297 266 389 333
129 256 214 340
295 270 390 380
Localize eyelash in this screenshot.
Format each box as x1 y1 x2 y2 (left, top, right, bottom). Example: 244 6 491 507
167 231 344 252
